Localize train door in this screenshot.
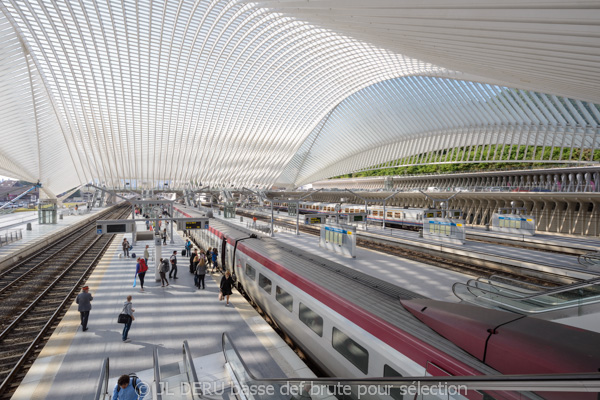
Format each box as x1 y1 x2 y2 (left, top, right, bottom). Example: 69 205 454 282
221 235 227 270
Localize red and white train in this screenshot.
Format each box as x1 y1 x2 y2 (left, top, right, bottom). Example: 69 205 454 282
180 208 600 400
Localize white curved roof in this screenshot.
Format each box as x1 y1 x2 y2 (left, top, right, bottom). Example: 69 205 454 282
0 1 598 195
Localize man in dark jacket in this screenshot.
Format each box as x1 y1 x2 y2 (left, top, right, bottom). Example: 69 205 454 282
76 286 93 331
169 251 178 279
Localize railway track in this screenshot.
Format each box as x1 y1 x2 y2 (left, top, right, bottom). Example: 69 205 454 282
234 209 565 288
0 205 129 399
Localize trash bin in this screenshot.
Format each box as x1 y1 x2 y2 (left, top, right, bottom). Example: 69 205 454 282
26 223 32 231
240 216 243 222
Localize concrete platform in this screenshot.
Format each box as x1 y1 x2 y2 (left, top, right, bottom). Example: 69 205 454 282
466 225 600 254
12 228 312 400
220 207 598 281
0 206 111 270
176 205 477 303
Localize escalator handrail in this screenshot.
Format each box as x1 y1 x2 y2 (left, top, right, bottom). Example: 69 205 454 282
483 275 550 290
455 276 600 302
93 358 110 400
220 332 600 392
453 282 600 312
154 347 162 400
182 340 202 399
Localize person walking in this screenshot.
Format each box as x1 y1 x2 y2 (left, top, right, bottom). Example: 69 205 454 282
112 374 146 399
122 238 130 258
189 248 197 273
211 248 219 273
195 253 207 289
205 248 212 269
136 257 148 292
121 295 135 342
169 250 178 279
159 258 170 287
220 271 234 306
75 286 93 331
144 245 150 264
162 229 167 245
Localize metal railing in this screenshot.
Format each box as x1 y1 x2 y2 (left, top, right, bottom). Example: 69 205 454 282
221 332 600 400
0 229 22 247
93 358 110 400
182 340 202 399
453 276 600 314
153 347 162 400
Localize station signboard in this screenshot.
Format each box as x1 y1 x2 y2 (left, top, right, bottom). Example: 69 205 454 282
176 218 210 230
96 220 136 234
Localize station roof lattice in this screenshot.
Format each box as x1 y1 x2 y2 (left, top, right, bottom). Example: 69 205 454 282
0 1 598 195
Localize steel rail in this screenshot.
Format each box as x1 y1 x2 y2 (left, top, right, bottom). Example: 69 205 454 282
0 229 113 396
0 225 97 295
0 206 117 281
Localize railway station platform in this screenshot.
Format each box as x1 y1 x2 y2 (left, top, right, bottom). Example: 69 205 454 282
224 207 600 282
12 227 312 399
175 205 477 302
0 207 110 270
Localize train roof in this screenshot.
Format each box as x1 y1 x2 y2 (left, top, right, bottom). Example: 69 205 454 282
208 218 499 376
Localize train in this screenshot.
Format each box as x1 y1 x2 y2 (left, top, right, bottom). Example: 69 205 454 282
262 200 462 229
178 206 600 400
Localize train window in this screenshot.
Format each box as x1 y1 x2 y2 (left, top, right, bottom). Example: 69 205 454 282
332 327 369 374
344 208 349 212
258 274 272 294
275 286 293 312
383 365 404 400
394 212 401 218
387 212 393 218
245 263 256 280
299 303 323 337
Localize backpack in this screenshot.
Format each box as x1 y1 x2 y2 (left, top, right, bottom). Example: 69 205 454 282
117 373 139 393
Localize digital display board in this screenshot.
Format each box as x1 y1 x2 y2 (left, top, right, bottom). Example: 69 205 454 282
185 221 204 229
106 224 127 233
353 215 364 222
310 217 322 224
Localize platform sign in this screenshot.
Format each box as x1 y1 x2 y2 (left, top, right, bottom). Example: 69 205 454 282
305 215 325 225
320 223 356 258
176 218 209 230
423 218 466 245
96 220 136 234
185 221 205 230
492 214 535 235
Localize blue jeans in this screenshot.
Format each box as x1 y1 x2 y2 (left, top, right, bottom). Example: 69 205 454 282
122 320 132 341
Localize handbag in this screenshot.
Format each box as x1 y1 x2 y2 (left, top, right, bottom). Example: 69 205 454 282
118 313 131 324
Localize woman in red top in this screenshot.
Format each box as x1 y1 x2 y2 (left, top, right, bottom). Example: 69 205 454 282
136 257 149 292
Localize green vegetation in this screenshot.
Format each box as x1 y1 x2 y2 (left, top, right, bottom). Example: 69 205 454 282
333 144 600 179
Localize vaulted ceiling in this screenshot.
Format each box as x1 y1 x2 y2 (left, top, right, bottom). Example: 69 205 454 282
0 1 598 195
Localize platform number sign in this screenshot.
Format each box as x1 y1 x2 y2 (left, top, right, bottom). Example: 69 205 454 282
96 226 103 234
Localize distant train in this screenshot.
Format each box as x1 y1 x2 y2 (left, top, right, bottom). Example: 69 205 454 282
263 200 462 229
180 209 600 400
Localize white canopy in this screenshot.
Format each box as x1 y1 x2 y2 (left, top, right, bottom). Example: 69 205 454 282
0 1 597 195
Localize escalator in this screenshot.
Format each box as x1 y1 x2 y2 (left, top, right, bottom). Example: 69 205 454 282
453 274 600 315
